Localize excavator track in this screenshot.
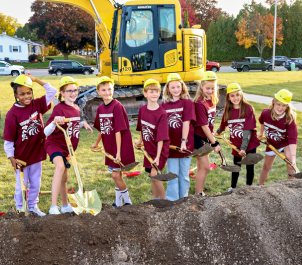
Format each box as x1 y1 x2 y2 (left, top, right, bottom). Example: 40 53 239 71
75 82 226 124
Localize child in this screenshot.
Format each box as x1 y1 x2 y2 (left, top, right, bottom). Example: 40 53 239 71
258 89 298 185
161 73 196 201
193 71 222 196
215 83 259 191
4 75 57 216
44 76 93 214
91 76 135 207
135 79 170 200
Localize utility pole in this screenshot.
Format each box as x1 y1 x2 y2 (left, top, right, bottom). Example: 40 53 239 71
272 0 277 71
95 22 99 69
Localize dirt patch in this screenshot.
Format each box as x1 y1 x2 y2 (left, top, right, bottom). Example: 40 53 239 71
1 180 302 264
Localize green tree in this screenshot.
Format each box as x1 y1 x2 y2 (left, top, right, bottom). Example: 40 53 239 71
0 13 21 36
183 11 190 28
16 23 40 42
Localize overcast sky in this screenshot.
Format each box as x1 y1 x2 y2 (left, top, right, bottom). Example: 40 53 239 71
1 0 272 25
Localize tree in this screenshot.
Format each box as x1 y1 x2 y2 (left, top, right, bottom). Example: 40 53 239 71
0 13 22 36
29 1 95 59
179 0 197 28
235 12 283 57
16 23 39 42
187 0 225 31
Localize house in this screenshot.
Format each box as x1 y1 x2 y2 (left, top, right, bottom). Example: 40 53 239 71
0 32 42 62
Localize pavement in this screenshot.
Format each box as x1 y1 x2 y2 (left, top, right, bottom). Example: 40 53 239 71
244 92 302 111
219 66 288 72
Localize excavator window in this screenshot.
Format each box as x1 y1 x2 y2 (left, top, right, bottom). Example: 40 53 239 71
112 10 122 72
126 10 154 47
158 7 176 42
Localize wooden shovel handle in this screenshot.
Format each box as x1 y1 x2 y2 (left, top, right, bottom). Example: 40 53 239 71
169 145 192 154
214 133 246 158
16 159 27 167
258 136 287 160
134 145 160 172
91 146 124 167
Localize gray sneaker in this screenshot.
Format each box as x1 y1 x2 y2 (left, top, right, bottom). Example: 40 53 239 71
28 206 46 216
61 204 74 214
49 205 61 215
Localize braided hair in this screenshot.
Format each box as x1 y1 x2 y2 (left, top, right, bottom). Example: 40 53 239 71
11 81 35 114
58 84 68 103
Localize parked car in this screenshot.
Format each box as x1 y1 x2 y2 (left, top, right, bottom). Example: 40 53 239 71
265 56 288 66
284 58 302 71
206 60 220 72
0 61 25 76
48 60 94 75
232 57 272 72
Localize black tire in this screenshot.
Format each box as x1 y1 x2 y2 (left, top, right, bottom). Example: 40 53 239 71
211 66 218 72
56 70 63 76
242 66 249 72
237 69 242 72
282 61 285 66
11 70 19 77
295 67 300 71
83 70 90 75
267 66 272 71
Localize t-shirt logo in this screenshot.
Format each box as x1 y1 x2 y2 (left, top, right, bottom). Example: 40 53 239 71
208 108 216 126
141 120 155 141
99 114 114 135
264 122 286 141
228 119 245 139
19 111 42 142
166 108 183 129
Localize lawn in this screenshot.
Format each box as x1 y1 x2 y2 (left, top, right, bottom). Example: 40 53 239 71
0 72 301 213
12 55 96 69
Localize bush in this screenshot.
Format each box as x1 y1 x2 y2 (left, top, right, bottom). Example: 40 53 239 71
28 54 38 63
45 57 54 61
38 58 43 62
88 59 96 65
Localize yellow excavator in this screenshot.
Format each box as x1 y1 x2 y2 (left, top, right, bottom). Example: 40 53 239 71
42 0 207 123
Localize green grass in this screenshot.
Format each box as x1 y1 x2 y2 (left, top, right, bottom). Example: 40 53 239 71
0 72 301 213
12 55 96 69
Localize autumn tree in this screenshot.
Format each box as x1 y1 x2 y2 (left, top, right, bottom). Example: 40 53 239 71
186 0 225 31
179 0 197 28
235 12 283 57
29 1 95 60
0 13 22 36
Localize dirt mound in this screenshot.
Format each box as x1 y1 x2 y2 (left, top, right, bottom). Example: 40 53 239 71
1 180 302 264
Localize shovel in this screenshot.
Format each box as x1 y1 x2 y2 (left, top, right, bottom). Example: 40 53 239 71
15 159 29 216
134 144 178 181
56 119 102 215
215 133 263 165
91 145 139 171
258 136 302 178
169 145 192 156
217 151 241 172
191 143 214 157
26 190 51 198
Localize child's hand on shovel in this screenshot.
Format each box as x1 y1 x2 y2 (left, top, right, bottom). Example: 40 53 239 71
115 153 121 163
238 150 246 156
83 121 93 134
152 156 160 167
180 141 187 153
91 143 99 149
52 116 65 125
9 157 23 173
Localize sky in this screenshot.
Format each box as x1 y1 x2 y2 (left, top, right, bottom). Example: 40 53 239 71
0 0 272 25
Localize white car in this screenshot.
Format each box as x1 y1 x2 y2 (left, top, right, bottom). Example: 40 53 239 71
0 61 25 76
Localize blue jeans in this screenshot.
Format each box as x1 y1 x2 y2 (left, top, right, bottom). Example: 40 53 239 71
166 157 191 201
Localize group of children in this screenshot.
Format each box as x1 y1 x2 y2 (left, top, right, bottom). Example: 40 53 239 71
3 71 298 215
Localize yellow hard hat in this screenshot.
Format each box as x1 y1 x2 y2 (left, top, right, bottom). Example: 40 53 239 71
275 89 292 104
59 76 78 89
13 75 32 89
227 83 242 94
97 76 114 87
166 73 182 84
202 71 217 81
143 79 160 92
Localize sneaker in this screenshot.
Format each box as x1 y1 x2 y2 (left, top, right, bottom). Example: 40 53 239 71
112 203 118 207
123 203 132 206
61 204 74 214
28 206 46 216
49 205 61 215
228 187 233 192
199 192 205 196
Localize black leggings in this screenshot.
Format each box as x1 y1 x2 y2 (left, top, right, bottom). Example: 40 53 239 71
231 148 256 188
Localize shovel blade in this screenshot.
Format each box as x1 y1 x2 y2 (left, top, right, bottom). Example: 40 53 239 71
191 144 213 157
219 165 241 172
150 172 178 181
289 172 302 179
121 162 140 172
238 153 264 165
68 189 102 216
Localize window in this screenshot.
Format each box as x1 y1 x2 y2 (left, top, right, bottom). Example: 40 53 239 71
62 62 71 67
112 9 122 72
131 51 153 72
159 8 176 42
51 62 62 67
72 62 80 67
126 10 153 47
13 46 19 52
0 63 6 67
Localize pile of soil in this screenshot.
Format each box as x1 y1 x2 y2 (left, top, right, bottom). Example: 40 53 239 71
1 180 302 264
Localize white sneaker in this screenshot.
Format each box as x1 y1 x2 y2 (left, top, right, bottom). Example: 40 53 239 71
49 205 61 215
28 206 46 216
61 204 74 214
228 187 233 192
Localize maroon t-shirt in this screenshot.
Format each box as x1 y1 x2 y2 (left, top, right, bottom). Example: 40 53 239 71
94 99 135 168
45 103 81 158
220 105 259 157
194 97 216 138
259 108 298 151
136 104 170 170
161 99 196 158
3 96 51 166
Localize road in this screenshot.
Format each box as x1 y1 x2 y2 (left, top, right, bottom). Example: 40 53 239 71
219 66 288 72
26 68 100 76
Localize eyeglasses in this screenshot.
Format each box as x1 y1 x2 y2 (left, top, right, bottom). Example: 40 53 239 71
64 89 79 94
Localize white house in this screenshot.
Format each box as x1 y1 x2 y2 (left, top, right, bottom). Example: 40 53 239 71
0 32 42 62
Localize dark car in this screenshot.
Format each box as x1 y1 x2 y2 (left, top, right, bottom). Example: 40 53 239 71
284 58 302 71
206 60 220 72
265 56 288 66
48 60 94 76
232 57 272 72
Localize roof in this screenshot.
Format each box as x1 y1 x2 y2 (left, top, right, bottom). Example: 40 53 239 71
0 32 42 46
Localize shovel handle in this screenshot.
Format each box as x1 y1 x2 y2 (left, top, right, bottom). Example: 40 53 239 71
214 133 246 158
134 145 161 173
169 145 192 154
91 146 124 167
218 151 227 166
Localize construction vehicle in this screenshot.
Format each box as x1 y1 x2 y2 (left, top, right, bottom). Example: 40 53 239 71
42 0 208 123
